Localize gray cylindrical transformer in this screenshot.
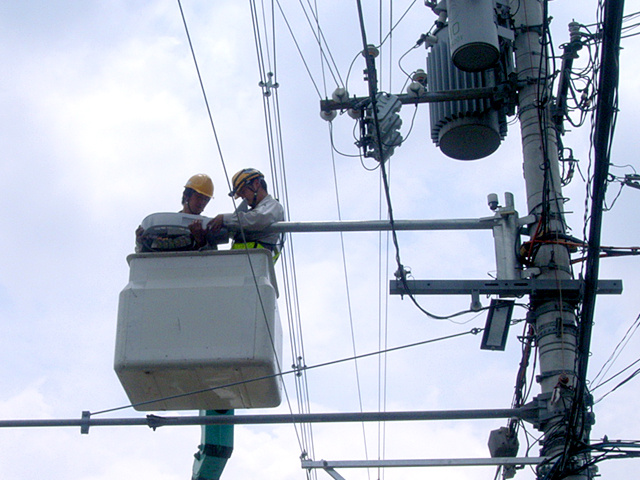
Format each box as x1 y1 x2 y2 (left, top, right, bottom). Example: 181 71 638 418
438 110 502 160
427 26 507 160
447 0 499 72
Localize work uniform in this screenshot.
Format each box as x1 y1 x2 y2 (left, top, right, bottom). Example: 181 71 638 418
222 194 284 257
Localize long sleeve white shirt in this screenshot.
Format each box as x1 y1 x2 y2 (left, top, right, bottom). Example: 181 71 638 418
222 194 284 247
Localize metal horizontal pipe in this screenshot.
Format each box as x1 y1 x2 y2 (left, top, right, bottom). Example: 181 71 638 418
265 218 498 234
0 407 534 431
302 457 547 469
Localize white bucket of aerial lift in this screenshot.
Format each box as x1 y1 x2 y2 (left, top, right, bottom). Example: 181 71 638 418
114 248 283 411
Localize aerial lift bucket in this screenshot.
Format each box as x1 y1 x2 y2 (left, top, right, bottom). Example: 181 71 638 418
114 248 283 411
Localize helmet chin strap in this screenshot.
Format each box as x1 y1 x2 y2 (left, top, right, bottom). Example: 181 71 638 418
244 180 259 208
249 190 258 208
183 197 193 214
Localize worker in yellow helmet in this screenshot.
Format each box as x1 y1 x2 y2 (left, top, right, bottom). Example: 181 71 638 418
135 174 214 250
206 168 284 258
182 173 213 215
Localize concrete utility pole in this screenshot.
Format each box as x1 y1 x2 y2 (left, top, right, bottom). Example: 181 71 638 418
511 0 588 478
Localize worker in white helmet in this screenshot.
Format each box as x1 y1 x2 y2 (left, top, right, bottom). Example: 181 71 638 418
206 168 284 259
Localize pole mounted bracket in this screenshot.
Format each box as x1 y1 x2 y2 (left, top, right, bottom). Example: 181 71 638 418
80 411 91 435
522 393 556 430
258 72 279 97
146 414 165 431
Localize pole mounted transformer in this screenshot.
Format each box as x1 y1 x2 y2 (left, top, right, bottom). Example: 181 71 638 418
426 0 512 160
426 24 507 160
318 1 516 163
447 0 500 72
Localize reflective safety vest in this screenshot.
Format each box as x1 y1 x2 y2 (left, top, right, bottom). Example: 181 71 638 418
231 241 280 262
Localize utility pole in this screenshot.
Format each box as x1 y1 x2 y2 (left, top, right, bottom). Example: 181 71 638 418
314 1 625 477
511 0 589 477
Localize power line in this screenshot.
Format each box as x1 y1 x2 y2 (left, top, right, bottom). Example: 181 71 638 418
92 327 483 416
176 0 232 190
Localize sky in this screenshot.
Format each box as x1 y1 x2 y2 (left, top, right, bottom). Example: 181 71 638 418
1 1 640 479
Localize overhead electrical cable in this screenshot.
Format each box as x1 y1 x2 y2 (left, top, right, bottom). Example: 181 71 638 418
329 146 373 468
297 1 424 472
298 0 344 89
354 0 445 324
377 0 419 50
593 356 640 392
273 0 323 98
593 359 640 404
179 0 286 384
311 0 330 98
591 311 640 389
328 122 365 158
376 151 391 478
183 0 320 469
553 2 626 476
174 14 316 478
593 362 640 404
177 2 287 416
574 0 624 424
175 4 297 454
176 0 232 189
345 50 363 96
379 0 391 93
249 1 320 472
91 328 483 416
375 3 398 476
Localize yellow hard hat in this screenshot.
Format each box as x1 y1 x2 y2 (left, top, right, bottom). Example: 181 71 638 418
184 174 214 198
229 168 264 198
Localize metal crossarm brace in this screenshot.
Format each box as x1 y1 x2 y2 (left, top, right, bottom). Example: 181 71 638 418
320 86 501 113
390 279 623 297
320 466 346 480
